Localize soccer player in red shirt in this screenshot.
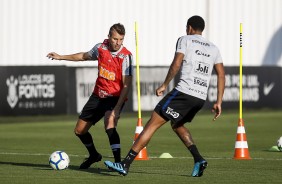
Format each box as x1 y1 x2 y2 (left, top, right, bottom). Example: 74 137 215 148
47 23 133 169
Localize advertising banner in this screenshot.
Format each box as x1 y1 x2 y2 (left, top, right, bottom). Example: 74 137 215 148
206 66 282 109
1 66 280 116
136 66 282 111
75 68 98 113
0 66 67 115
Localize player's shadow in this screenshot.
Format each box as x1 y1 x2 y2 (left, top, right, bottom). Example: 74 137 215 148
0 160 111 175
0 161 188 177
67 155 122 176
0 160 116 175
0 161 51 170
69 155 188 177
69 165 188 177
68 165 118 176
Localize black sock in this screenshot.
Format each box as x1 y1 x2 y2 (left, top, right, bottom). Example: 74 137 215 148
122 149 138 168
106 128 121 162
188 144 204 163
76 132 99 157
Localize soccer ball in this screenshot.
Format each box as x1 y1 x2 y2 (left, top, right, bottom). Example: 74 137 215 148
277 137 282 151
49 151 70 170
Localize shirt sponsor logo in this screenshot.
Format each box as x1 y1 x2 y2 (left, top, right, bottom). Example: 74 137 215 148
99 66 115 81
194 77 208 87
98 89 111 98
195 62 210 75
195 50 210 57
188 87 207 96
192 40 210 47
165 107 179 118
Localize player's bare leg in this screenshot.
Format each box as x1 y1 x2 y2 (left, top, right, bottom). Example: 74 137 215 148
171 123 195 147
172 124 207 177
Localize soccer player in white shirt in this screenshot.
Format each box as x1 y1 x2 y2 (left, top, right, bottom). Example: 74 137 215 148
105 15 225 177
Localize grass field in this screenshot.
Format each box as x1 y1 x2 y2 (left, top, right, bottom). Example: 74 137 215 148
0 109 281 184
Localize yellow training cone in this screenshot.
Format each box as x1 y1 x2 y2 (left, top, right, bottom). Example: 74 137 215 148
159 153 173 158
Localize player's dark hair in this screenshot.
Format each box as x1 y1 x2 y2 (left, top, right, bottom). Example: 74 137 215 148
109 23 125 36
187 15 205 32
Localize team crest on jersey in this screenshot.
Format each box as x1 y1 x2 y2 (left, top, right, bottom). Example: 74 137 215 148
118 53 126 59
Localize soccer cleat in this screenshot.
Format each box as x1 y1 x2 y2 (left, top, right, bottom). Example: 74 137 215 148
191 160 208 177
79 153 102 169
104 161 128 176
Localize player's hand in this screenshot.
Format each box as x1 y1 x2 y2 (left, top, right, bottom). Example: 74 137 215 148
46 52 61 60
212 103 222 121
156 84 166 96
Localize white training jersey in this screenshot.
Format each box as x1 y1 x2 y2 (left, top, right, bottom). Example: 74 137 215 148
175 34 223 100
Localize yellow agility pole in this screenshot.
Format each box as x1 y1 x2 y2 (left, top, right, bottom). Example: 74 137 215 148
233 23 251 159
135 21 142 120
133 21 149 160
239 23 243 120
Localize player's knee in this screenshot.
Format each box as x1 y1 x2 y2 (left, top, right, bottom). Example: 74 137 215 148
74 129 80 136
74 128 85 136
74 119 91 136
171 123 180 132
104 120 115 130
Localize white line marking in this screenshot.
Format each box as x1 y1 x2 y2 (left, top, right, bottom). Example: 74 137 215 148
0 152 82 157
0 152 281 161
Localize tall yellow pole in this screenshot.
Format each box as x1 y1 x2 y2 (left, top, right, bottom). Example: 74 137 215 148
134 21 149 160
135 21 141 119
233 23 251 160
239 23 243 119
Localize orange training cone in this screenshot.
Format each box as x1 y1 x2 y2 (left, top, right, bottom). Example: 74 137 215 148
134 118 149 160
233 118 251 159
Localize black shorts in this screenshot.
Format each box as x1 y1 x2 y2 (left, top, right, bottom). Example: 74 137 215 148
79 93 124 125
154 89 205 125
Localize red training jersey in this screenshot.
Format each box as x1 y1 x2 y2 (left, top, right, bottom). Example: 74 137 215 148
93 39 132 98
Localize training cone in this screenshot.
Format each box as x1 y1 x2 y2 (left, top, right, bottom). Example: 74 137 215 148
134 118 149 160
159 153 173 158
233 118 251 159
268 146 280 152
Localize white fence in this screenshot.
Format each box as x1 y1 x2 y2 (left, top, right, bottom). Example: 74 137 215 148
1 0 281 66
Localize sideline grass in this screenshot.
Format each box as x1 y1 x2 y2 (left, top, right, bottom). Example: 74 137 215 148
0 110 281 184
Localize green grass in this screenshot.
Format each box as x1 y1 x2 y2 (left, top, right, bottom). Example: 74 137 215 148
0 110 281 184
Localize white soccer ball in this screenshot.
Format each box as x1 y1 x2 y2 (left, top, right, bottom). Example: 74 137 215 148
277 136 282 151
49 151 70 170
